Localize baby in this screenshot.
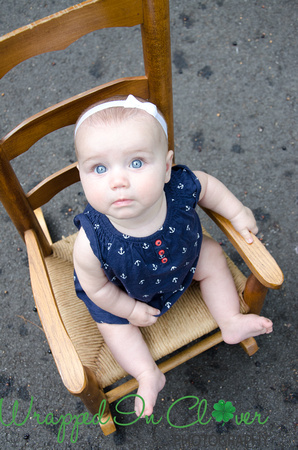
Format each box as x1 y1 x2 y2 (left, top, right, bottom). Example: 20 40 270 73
73 94 273 418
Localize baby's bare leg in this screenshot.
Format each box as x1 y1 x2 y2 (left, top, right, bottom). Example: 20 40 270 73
193 236 273 344
97 322 165 417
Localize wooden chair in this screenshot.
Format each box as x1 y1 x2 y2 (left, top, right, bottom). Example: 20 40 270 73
0 0 283 435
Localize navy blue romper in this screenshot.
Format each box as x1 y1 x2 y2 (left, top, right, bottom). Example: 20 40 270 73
74 165 203 324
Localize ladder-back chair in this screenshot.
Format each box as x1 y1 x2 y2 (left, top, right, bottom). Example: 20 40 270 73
0 0 283 435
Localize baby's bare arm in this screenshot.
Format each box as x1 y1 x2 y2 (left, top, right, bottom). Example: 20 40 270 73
195 171 258 243
73 229 159 326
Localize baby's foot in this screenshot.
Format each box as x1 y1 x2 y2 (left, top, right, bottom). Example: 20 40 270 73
135 366 166 418
221 313 273 345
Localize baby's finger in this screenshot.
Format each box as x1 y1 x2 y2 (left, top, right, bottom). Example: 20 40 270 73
240 229 254 244
149 307 160 316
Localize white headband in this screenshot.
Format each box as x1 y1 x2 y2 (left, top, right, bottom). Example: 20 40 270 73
75 94 168 137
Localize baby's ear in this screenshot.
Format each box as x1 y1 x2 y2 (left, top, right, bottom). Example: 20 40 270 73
165 150 174 182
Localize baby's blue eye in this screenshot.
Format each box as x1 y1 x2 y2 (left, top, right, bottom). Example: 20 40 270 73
94 165 107 174
130 159 143 169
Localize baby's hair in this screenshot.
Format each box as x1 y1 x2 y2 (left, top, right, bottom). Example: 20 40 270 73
74 95 168 154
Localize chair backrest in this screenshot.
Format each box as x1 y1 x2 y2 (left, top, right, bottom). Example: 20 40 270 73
0 0 173 256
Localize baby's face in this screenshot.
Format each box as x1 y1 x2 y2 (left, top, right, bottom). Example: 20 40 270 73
76 116 173 229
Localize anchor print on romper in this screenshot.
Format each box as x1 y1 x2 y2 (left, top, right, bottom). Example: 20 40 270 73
134 260 141 266
194 233 200 247
118 247 125 255
142 243 150 249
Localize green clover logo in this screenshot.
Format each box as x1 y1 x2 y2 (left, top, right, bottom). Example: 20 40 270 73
212 400 235 424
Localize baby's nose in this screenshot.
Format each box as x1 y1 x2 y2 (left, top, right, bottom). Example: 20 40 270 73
110 169 130 189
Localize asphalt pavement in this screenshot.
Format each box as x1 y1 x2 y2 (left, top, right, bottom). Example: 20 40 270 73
0 0 297 448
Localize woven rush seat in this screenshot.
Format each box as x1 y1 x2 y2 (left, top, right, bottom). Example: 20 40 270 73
45 230 248 389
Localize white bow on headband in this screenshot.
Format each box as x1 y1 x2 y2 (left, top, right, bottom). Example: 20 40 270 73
75 94 168 137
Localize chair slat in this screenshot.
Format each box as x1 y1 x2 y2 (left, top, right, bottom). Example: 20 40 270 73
27 163 80 210
1 77 148 160
0 0 143 78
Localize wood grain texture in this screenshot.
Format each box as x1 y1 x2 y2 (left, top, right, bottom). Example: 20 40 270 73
141 0 174 152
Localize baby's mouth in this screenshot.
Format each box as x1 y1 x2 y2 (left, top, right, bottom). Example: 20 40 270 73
113 199 133 207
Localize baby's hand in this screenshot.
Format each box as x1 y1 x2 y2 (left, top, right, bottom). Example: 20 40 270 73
230 206 258 244
127 301 160 327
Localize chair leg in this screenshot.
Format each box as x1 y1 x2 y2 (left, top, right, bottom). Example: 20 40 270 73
76 366 116 435
239 337 259 356
243 273 268 315
238 273 269 356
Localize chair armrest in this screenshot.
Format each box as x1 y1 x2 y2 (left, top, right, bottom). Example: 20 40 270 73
24 229 87 395
200 207 284 289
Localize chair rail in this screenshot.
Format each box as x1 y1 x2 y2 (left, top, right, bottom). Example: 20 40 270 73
27 163 80 210
0 0 143 78
1 77 148 160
